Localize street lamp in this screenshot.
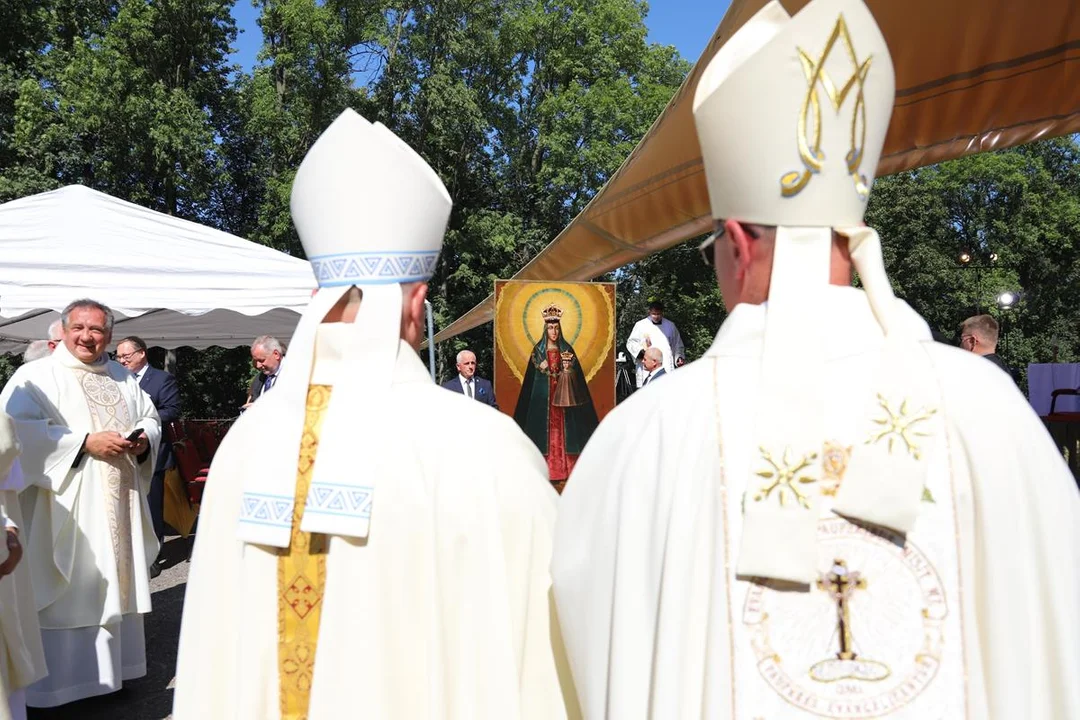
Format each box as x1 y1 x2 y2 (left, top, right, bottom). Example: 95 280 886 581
955 249 999 313
996 289 1020 371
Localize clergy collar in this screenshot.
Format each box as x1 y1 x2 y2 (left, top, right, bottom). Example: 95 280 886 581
310 322 431 387
51 340 111 374
703 286 923 361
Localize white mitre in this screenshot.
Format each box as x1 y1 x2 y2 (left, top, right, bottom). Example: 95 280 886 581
237 109 451 547
694 0 937 584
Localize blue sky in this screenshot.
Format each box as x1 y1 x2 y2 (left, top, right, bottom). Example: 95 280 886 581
228 1 729 72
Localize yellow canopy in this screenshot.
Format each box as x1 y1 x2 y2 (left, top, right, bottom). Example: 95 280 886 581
436 0 1080 342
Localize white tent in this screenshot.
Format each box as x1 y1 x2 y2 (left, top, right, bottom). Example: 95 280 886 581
0 185 316 352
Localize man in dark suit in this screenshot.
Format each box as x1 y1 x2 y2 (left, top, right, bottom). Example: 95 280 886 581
441 349 497 408
243 335 285 409
116 336 181 577
641 346 667 387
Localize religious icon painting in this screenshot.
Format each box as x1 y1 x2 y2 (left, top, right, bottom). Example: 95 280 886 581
493 280 616 491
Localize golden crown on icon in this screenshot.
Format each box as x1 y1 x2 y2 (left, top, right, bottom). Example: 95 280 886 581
542 303 563 321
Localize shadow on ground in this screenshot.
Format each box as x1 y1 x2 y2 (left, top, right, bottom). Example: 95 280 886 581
27 536 192 720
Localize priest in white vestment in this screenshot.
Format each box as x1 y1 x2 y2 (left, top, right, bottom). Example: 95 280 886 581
0 299 161 708
626 299 684 387
0 418 48 720
551 1 1080 718
173 109 577 720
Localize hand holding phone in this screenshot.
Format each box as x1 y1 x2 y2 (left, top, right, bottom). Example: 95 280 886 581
126 429 144 442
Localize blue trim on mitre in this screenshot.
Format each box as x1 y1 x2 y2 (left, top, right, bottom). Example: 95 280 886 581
309 251 440 287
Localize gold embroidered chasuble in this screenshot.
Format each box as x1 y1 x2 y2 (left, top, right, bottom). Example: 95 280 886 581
77 368 140 613
277 385 331 720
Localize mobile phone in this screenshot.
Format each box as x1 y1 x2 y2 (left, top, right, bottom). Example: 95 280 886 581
126 429 144 442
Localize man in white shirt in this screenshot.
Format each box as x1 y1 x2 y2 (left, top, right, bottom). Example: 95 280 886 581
441 349 498 408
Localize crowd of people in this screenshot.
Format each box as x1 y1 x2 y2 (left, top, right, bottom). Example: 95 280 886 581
0 0 1075 718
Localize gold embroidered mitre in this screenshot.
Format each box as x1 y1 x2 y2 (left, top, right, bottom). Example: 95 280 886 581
692 0 905 584
693 0 894 228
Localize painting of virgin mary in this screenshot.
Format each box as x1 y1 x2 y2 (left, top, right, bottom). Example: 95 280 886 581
513 303 599 481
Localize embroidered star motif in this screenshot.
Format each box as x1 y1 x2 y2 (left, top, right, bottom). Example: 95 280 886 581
754 447 819 509
867 394 936 460
820 441 852 496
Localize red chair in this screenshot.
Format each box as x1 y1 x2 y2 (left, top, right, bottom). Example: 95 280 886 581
166 418 237 506
167 420 210 505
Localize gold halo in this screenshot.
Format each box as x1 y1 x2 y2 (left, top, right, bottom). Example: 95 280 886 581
495 281 614 383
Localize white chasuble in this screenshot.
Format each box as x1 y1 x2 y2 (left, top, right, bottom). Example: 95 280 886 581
173 336 578 720
551 288 1080 719
726 435 967 718
0 488 47 695
0 344 160 706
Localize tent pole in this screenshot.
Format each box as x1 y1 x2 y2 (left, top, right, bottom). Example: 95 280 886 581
424 300 436 381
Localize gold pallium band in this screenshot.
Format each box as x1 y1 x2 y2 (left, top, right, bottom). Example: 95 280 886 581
494 281 614 384
781 14 872 199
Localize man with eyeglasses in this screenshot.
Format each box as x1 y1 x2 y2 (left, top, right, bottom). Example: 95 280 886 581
0 299 161 709
117 336 181 577
441 349 498 408
551 0 1079 716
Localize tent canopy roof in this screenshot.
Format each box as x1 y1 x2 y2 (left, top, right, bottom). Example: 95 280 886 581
0 185 316 352
435 0 1080 342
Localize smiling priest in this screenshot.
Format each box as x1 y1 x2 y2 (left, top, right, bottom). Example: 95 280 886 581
173 109 576 720
0 300 161 708
550 0 1080 718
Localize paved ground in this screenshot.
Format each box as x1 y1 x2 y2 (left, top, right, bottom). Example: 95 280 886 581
27 535 193 720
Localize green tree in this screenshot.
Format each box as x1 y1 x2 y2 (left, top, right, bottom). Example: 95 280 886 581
3 0 237 217
393 0 691 379
868 136 1080 384
227 0 364 255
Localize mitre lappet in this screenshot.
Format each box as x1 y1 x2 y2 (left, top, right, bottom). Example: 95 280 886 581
693 0 942 583
237 108 451 547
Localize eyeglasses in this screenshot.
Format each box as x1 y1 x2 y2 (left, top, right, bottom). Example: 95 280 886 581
698 225 725 268
116 350 144 362
698 221 762 268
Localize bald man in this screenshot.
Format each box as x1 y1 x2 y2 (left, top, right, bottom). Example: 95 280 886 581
640 347 666 387
441 350 498 408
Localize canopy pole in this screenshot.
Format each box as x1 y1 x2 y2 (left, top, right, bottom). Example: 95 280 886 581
424 300 436 381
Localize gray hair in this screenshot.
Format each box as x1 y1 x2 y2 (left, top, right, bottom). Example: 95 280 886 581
23 340 53 362
61 299 115 333
644 346 664 363
252 335 285 355
47 319 62 341
456 349 476 364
